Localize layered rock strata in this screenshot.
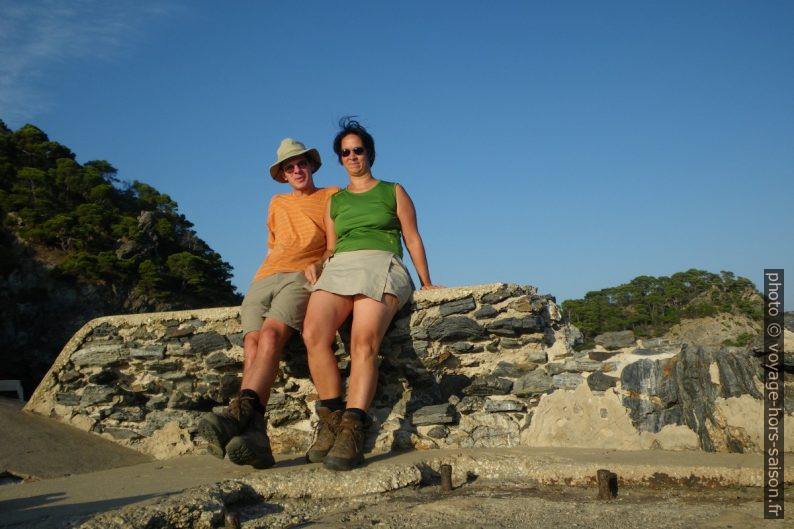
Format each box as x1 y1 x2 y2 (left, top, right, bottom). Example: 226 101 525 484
26 284 791 459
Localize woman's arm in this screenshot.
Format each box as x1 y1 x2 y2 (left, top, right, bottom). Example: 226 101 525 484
395 183 441 289
304 199 337 284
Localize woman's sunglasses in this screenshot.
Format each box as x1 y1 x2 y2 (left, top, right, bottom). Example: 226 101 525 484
340 147 365 158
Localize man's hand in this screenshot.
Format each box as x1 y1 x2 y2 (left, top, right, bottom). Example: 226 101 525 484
421 284 445 290
304 262 323 284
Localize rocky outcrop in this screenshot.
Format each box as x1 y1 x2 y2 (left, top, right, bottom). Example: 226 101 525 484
26 283 792 459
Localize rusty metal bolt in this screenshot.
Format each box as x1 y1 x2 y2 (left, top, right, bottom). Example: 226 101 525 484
596 468 618 500
440 464 453 491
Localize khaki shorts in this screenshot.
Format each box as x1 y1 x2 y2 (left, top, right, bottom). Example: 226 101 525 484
241 272 311 334
312 250 414 309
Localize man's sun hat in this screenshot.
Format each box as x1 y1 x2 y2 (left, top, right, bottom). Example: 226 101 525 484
269 138 322 182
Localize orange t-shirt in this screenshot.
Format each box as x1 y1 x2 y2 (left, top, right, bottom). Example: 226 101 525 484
252 187 339 282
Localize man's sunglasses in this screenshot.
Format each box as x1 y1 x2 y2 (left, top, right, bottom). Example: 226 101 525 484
283 159 309 174
340 147 365 158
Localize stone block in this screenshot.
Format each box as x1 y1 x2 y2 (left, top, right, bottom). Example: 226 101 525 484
473 305 498 319
492 362 536 378
456 395 484 414
552 372 584 390
108 407 146 422
427 317 486 342
425 425 449 439
55 392 81 406
508 296 533 313
587 372 618 391
129 345 165 360
588 350 618 361
594 330 636 350
149 361 181 373
567 358 602 372
459 411 521 448
71 344 128 367
412 403 456 426
484 398 525 413
449 342 483 354
486 316 543 337
633 348 664 356
525 347 547 363
438 296 476 317
545 362 565 376
480 288 512 304
189 332 229 355
58 370 81 384
204 351 239 370
499 338 522 349
462 376 512 396
512 371 554 397
89 322 117 337
226 332 244 347
80 385 117 406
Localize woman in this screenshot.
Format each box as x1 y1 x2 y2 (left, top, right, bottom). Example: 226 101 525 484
302 117 441 470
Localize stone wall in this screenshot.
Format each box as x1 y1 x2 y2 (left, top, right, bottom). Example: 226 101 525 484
26 283 793 459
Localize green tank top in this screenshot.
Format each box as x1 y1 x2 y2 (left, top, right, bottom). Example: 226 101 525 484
330 180 403 258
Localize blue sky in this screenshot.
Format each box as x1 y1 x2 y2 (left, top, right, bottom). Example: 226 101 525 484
2 0 792 305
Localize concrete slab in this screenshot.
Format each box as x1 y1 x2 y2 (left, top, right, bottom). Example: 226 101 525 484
0 398 151 480
0 397 790 528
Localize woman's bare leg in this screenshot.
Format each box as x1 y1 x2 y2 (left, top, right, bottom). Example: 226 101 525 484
302 290 353 399
345 294 400 410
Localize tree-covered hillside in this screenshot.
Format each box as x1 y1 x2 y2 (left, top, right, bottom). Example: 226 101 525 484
0 120 240 309
0 119 241 394
561 269 762 344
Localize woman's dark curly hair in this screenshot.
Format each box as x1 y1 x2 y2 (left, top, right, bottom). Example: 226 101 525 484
333 116 375 167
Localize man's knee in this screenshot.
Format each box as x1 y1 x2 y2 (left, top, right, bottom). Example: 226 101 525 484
258 326 281 350
243 331 260 361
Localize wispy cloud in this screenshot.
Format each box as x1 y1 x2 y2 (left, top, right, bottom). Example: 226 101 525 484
0 0 179 125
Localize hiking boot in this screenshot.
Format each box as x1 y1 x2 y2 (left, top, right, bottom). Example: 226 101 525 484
323 411 365 471
306 407 343 463
226 412 275 469
197 393 257 458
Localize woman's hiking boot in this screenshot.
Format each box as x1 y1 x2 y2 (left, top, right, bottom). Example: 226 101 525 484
323 411 365 471
197 393 257 458
306 407 343 463
226 412 275 469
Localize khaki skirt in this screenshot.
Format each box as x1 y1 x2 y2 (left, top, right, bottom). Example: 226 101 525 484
312 250 414 308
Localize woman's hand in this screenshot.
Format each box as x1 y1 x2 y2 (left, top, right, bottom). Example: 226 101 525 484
304 262 323 284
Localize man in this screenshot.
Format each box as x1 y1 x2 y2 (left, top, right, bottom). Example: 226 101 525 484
198 138 338 468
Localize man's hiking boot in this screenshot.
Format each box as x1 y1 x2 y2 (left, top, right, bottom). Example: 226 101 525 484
323 411 365 471
306 407 343 463
197 393 257 458
226 412 275 469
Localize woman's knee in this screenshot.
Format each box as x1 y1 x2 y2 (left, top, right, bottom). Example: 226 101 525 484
302 318 336 350
350 333 381 361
